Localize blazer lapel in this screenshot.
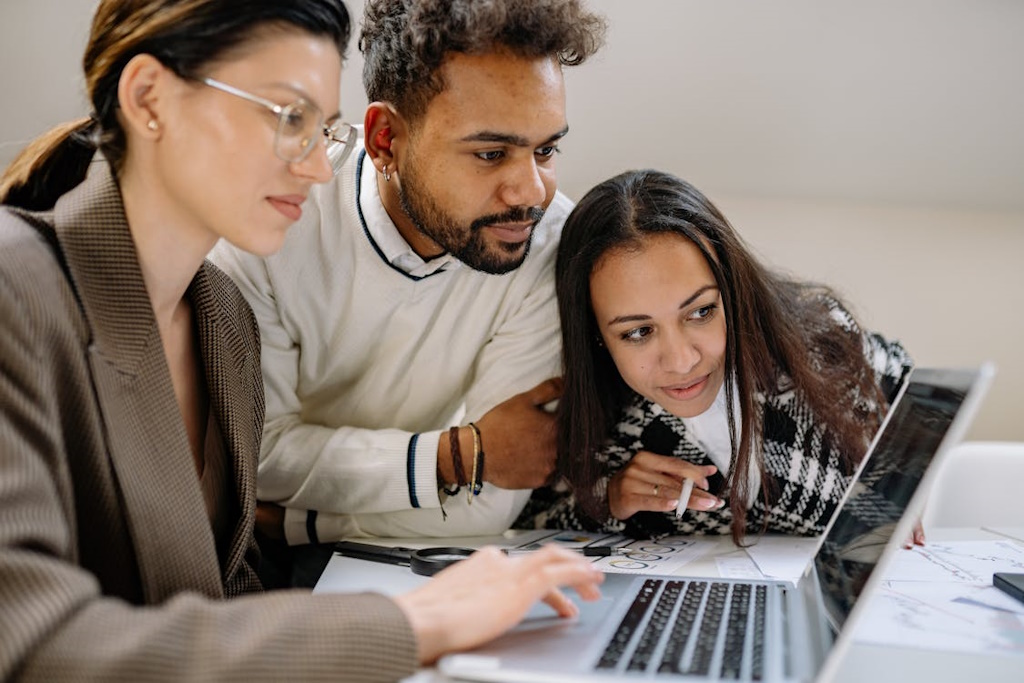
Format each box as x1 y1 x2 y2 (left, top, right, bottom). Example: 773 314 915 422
188 264 259 583
53 160 224 602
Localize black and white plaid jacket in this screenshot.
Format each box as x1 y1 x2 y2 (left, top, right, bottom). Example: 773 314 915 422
518 315 913 539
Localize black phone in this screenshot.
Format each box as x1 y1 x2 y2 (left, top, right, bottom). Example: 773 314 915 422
992 572 1024 605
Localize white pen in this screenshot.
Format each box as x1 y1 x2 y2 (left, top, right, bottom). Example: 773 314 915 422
676 477 695 518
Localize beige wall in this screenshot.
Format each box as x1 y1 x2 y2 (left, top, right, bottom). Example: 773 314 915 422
3 0 1021 439
0 1 93 164
719 196 1023 441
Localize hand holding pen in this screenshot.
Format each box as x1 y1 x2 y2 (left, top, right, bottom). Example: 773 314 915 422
676 477 696 519
607 451 725 521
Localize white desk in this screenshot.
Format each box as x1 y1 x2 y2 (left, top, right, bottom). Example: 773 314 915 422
314 528 1024 682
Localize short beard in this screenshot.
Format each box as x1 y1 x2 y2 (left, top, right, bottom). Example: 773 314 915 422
398 161 544 275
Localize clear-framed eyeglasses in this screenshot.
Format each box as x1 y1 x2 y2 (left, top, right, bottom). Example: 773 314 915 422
200 77 357 174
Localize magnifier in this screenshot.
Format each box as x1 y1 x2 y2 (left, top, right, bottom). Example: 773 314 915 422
334 541 476 576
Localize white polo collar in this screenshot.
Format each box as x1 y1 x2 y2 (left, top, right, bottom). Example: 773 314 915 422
357 151 460 278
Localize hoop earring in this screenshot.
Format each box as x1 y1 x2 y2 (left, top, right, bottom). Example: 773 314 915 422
382 164 392 182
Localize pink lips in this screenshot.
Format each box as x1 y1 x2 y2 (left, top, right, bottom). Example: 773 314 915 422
661 375 709 401
267 195 306 222
486 222 533 244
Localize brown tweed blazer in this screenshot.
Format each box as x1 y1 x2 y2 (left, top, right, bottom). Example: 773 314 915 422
0 160 416 682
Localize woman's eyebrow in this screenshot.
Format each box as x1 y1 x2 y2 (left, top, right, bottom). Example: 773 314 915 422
677 284 719 310
605 284 719 327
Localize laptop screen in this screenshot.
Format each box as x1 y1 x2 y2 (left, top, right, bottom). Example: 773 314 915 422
812 367 978 630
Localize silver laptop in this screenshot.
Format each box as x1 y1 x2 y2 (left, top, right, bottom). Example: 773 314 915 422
439 365 995 682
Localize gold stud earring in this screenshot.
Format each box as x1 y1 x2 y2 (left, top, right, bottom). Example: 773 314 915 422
146 119 159 132
382 164 391 182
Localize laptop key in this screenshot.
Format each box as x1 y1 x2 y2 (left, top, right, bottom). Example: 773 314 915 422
599 579 771 679
627 580 684 671
685 582 730 676
752 585 767 680
720 584 751 679
596 578 661 669
658 581 708 674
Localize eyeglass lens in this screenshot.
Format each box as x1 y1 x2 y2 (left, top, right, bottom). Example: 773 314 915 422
325 125 357 172
274 99 355 172
274 99 318 161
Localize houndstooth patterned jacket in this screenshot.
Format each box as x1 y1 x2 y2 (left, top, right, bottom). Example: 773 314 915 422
0 160 416 682
518 312 913 540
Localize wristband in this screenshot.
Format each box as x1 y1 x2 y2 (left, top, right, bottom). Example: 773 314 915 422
467 422 485 502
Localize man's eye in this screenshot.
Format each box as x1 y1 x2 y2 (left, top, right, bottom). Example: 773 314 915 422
475 150 504 162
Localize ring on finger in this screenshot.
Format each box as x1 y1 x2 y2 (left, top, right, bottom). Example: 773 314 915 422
653 484 660 496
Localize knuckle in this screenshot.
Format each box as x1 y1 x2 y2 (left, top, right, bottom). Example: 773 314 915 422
477 546 504 559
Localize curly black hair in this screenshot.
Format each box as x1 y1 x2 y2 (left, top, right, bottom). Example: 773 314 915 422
360 0 606 123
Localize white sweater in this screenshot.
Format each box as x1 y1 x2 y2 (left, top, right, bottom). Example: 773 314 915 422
209 150 572 543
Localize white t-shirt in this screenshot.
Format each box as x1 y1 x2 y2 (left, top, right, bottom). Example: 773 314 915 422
680 381 760 504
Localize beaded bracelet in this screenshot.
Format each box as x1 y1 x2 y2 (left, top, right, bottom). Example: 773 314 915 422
467 422 485 503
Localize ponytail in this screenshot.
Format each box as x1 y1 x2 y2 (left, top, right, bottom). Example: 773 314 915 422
3 0 351 212
1 118 98 211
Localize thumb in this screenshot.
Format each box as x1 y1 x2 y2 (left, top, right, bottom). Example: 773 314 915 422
526 377 563 406
540 587 579 618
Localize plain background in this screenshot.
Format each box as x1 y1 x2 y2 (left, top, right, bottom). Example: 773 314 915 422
2 0 1021 440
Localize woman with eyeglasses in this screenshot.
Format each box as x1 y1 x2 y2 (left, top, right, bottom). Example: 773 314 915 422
0 1 602 681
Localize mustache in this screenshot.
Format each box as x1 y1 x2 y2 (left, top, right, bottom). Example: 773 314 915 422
471 206 545 232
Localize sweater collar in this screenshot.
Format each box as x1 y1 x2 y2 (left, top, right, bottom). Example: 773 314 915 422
356 150 460 278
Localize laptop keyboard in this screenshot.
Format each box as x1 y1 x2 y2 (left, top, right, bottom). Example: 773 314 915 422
596 578 769 680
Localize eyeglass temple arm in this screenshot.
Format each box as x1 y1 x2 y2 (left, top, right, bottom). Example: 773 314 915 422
201 77 283 115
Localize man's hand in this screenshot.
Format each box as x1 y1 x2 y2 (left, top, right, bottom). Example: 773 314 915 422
474 377 562 489
255 501 286 540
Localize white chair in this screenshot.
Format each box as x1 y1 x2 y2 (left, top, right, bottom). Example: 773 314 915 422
922 440 1024 530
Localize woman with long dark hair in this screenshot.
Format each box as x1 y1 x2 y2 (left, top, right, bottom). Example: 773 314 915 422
521 169 912 545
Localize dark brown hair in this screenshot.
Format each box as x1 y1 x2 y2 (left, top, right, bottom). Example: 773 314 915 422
556 169 888 544
360 0 605 124
1 0 351 211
